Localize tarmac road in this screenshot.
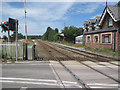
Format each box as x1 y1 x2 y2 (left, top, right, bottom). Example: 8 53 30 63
2 61 59 88
1 61 80 89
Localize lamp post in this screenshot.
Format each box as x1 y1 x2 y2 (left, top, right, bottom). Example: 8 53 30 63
24 0 28 60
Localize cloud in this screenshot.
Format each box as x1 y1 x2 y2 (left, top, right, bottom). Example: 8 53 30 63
3 0 120 2
90 14 101 19
27 2 73 21
2 3 24 19
69 3 104 14
0 1 2 22
1 2 74 35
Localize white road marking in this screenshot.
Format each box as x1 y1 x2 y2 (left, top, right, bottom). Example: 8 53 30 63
0 77 57 83
20 87 28 90
90 86 111 88
1 77 118 88
0 80 57 86
0 77 78 84
14 61 50 64
87 83 118 86
0 80 81 87
63 81 77 84
0 77 80 87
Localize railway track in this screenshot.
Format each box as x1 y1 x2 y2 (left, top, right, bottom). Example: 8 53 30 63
37 40 120 85
50 42 119 66
49 43 120 75
38 40 90 89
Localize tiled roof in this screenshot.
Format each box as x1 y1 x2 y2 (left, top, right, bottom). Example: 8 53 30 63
107 5 120 21
88 19 95 23
95 16 100 21
84 21 89 24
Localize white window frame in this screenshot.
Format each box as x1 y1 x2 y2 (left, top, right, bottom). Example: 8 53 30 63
101 32 112 44
94 34 99 43
86 35 91 43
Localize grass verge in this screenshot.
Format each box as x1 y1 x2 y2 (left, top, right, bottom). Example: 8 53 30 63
54 41 119 56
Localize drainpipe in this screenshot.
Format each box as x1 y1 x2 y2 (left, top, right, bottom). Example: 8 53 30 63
114 31 116 52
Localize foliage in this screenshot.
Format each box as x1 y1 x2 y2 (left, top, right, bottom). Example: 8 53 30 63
27 35 42 39
11 33 24 41
84 46 119 56
18 33 24 39
41 27 58 41
117 1 120 6
61 26 83 43
2 35 8 40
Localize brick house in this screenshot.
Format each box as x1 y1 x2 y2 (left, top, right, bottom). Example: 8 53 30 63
83 5 120 51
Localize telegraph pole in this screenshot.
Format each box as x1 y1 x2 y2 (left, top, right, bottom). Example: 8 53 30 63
24 0 28 60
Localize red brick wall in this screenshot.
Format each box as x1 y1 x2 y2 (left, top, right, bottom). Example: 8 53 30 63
84 31 120 51
116 31 120 51
102 12 118 30
83 11 120 51
84 11 120 51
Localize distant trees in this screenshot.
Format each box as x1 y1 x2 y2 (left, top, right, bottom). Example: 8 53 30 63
41 26 83 43
61 26 83 43
10 33 24 41
2 35 8 40
11 33 24 39
27 35 42 39
117 1 120 6
41 27 58 41
10 33 41 40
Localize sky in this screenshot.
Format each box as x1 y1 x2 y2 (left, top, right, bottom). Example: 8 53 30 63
0 0 118 37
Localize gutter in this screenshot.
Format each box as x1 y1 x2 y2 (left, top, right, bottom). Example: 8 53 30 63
84 28 120 35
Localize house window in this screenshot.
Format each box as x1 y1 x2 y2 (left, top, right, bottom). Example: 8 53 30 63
87 36 90 42
109 17 113 26
94 36 98 43
85 28 88 32
102 34 111 43
96 25 99 29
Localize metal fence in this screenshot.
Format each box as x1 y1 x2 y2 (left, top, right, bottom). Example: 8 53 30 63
0 42 23 60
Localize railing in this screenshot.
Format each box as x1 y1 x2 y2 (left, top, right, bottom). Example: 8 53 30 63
0 42 23 60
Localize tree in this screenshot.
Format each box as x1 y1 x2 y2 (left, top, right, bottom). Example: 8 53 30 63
27 35 42 39
55 28 58 33
42 26 83 43
117 1 120 6
62 26 83 43
2 35 8 40
41 27 59 41
18 33 24 39
11 33 24 40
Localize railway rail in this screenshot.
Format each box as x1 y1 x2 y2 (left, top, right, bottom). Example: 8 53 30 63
38 40 90 89
48 42 119 81
48 42 120 75
36 40 119 89
50 42 119 66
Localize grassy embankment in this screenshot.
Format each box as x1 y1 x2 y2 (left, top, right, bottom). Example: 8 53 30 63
54 41 119 56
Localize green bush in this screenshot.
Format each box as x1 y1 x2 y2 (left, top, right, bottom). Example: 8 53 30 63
41 27 59 41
